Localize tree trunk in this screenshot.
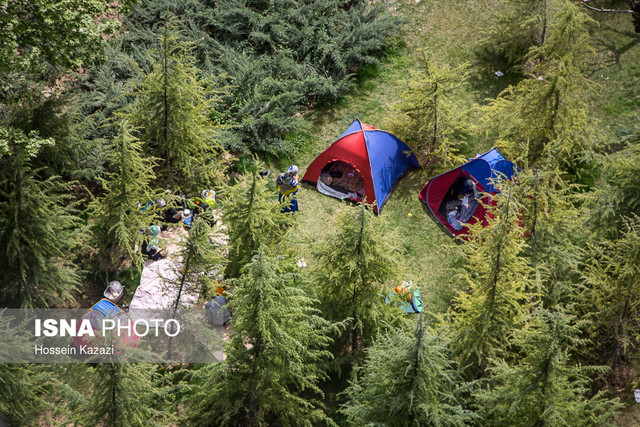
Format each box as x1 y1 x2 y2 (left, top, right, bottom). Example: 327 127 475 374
611 287 632 372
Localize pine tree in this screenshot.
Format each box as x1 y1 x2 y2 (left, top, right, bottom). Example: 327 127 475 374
482 0 597 175
170 217 225 310
222 164 293 278
590 138 640 238
189 248 333 426
518 168 585 305
314 203 401 356
477 0 554 70
90 0 399 156
0 0 120 77
78 363 162 426
0 127 83 307
476 303 621 425
391 52 469 168
341 313 476 426
0 311 44 424
450 178 533 374
128 16 223 191
91 118 158 270
581 216 640 373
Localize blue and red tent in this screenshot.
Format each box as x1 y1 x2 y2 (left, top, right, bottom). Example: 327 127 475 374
419 147 517 236
302 120 420 213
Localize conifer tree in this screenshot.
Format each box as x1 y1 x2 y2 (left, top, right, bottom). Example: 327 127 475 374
222 164 293 277
341 314 476 426
518 168 584 304
391 53 469 168
450 178 533 374
0 311 44 424
170 217 225 310
0 364 43 424
482 1 597 175
91 119 158 269
78 363 162 426
590 138 640 238
129 16 223 191
314 203 401 356
189 248 333 426
581 216 640 373
116 0 399 155
476 303 621 425
477 0 554 70
0 127 83 307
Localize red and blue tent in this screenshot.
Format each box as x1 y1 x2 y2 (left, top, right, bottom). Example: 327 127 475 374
419 147 517 236
302 120 420 213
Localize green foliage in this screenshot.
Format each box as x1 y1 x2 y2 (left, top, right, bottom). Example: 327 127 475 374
391 52 470 168
450 178 533 373
171 217 225 309
581 216 640 372
518 169 585 304
0 312 44 424
78 363 162 426
0 0 123 76
476 304 621 425
222 163 293 277
0 364 43 424
482 0 598 175
128 17 224 191
314 203 401 356
189 248 333 426
0 128 83 307
91 119 158 269
590 138 640 237
341 314 476 426
88 0 399 155
476 0 555 71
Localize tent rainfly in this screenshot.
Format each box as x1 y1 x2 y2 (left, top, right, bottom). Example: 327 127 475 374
302 119 420 213
419 147 518 237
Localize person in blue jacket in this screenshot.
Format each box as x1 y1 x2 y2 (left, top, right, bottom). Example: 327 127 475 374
276 165 299 213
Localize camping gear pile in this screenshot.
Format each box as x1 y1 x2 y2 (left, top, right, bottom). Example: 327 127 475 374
385 281 424 314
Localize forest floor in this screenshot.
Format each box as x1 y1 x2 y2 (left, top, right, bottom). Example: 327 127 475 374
267 0 640 420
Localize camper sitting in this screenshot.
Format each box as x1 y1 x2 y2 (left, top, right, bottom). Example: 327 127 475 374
141 225 163 261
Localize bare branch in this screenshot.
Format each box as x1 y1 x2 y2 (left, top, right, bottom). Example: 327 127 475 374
580 3 635 14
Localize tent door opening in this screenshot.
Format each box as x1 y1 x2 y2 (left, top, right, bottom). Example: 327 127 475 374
438 174 481 231
317 161 365 201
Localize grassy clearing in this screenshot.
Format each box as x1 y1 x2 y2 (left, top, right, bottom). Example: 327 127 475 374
283 0 512 312
262 0 640 324
587 13 640 146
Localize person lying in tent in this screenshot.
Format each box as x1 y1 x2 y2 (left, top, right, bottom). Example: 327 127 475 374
447 179 480 230
276 165 299 214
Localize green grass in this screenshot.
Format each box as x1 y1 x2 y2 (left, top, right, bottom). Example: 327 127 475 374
279 0 516 313
281 1 640 315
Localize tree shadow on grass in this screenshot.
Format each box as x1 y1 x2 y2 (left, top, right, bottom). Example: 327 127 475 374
468 47 524 103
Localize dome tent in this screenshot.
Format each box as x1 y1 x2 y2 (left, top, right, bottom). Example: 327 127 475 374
302 119 420 213
419 147 518 237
